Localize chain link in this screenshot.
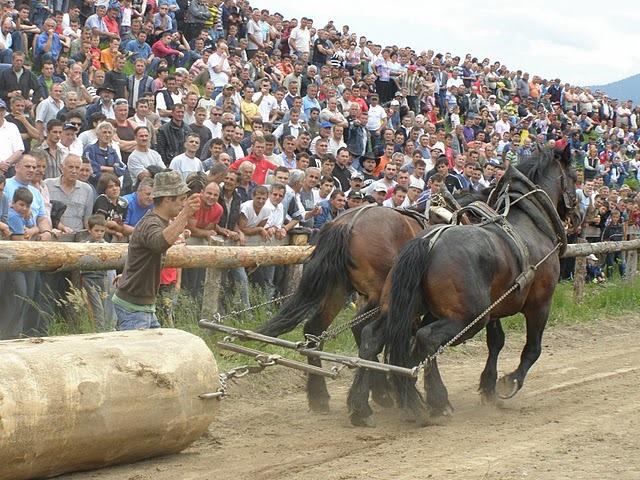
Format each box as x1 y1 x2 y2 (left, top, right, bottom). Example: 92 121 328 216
302 306 381 349
213 293 295 323
199 353 282 400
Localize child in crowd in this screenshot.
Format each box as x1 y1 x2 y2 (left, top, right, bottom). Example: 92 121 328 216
585 254 606 283
120 0 133 36
8 188 38 241
89 35 102 71
80 215 117 332
601 209 626 278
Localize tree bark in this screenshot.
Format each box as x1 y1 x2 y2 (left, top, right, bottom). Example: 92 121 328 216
0 242 314 271
0 329 219 480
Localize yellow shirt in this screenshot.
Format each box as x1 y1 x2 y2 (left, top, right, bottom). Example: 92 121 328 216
241 100 260 132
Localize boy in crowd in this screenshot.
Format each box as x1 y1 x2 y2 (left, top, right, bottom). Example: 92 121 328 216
80 215 117 332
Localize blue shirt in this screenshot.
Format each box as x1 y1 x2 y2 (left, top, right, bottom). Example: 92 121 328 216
0 192 8 223
8 206 36 235
124 192 154 227
302 96 321 119
35 32 62 61
124 39 153 61
4 178 47 222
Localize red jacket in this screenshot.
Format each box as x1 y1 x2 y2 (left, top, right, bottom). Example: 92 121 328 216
229 153 278 185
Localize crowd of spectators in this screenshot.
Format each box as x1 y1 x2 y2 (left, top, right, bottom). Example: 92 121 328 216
0 0 637 338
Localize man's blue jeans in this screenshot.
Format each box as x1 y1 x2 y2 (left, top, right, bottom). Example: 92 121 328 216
114 302 161 330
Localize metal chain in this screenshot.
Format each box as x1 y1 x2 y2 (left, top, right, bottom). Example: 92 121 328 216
213 293 295 323
303 306 381 349
411 242 561 377
199 353 282 400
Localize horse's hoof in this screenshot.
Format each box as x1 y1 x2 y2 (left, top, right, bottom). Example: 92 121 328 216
371 391 394 408
350 413 376 427
309 397 331 414
480 388 498 405
496 375 519 399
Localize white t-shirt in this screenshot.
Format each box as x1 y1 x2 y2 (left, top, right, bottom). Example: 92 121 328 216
289 26 311 53
366 104 387 131
169 153 203 181
240 199 274 227
207 52 230 88
252 92 278 122
0 120 24 162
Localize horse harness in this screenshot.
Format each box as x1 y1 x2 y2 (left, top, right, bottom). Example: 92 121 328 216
418 175 566 293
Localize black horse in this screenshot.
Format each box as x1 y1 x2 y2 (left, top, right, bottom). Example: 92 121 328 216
347 146 577 426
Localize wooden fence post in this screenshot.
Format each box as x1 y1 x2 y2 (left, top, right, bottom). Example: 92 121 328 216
573 239 587 304
282 233 309 296
201 237 225 319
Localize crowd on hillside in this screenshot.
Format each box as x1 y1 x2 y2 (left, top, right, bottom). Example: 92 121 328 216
0 0 637 338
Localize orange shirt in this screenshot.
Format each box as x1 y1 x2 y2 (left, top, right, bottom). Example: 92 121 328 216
372 155 391 177
100 48 116 71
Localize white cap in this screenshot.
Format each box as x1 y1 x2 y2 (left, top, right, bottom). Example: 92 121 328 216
432 141 445 152
409 177 424 190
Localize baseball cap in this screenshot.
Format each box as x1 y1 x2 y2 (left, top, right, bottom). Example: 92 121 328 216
0 99 6 109
350 171 364 180
372 184 388 193
390 100 400 106
63 123 78 131
394 91 403 97
320 121 332 128
348 190 364 199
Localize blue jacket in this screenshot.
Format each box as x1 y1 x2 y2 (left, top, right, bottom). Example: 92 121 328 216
314 199 344 230
84 142 127 186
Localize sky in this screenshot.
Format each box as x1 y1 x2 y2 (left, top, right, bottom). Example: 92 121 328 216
263 0 640 86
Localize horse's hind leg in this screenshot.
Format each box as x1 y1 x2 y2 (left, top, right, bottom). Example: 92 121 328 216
416 319 473 419
350 303 394 409
497 303 549 399
304 292 350 413
479 319 505 404
347 312 386 427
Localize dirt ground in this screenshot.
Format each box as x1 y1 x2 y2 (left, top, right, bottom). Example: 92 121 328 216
62 318 640 480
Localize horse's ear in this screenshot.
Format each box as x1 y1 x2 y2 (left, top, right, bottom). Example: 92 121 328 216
559 145 571 168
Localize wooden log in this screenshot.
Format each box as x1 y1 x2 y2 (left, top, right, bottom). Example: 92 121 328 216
0 329 219 480
0 242 314 271
562 239 640 258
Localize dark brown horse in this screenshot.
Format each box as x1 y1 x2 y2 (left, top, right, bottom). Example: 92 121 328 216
258 205 427 413
347 146 577 426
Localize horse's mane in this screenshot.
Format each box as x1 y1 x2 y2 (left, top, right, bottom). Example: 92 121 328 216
515 147 556 184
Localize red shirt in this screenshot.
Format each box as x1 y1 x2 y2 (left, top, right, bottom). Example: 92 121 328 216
151 40 181 58
229 153 278 185
104 16 120 36
193 199 223 230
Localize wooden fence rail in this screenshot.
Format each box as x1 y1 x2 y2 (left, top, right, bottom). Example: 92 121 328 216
0 236 637 306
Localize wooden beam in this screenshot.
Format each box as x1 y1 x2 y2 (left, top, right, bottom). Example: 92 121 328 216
0 242 314 271
562 239 640 258
0 237 637 272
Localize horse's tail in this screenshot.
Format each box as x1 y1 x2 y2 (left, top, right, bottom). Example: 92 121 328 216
257 221 354 337
384 235 431 412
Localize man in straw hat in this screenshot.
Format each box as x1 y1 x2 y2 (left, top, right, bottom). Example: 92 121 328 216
113 170 199 330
